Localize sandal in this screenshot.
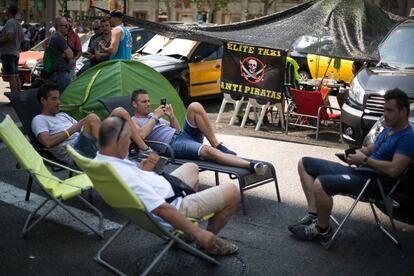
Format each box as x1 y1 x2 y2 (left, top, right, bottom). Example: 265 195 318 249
200 238 239 256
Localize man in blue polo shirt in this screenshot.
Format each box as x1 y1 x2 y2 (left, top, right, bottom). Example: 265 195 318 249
289 88 414 242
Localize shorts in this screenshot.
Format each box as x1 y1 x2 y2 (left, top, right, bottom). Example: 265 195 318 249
178 185 226 219
74 131 99 159
170 119 205 159
52 71 71 93
1 54 19 75
302 157 395 200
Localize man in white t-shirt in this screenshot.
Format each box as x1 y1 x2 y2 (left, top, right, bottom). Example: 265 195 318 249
96 116 240 255
31 84 150 164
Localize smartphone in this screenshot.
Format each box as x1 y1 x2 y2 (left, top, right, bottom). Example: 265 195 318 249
154 156 168 174
345 148 356 157
335 153 347 163
160 97 167 107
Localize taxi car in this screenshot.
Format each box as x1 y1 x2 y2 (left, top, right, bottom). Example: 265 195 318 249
290 35 354 84
133 35 222 102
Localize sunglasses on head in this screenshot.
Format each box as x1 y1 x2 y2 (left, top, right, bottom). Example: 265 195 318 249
115 117 126 141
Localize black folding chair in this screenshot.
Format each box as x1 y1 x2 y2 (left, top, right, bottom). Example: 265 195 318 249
5 89 78 201
324 163 413 249
99 96 281 215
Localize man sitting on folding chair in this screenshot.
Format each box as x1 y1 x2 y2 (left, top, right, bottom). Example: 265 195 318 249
31 84 150 164
289 88 414 243
96 116 240 255
130 88 268 175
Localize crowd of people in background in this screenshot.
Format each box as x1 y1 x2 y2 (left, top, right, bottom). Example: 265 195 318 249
0 4 132 93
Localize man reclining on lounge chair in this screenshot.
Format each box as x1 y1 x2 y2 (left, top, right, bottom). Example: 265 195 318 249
96 116 240 255
31 83 150 164
130 89 267 175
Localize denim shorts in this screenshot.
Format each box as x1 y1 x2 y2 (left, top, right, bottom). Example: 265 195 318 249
1 54 19 75
52 71 71 93
170 120 205 159
302 157 395 200
74 131 99 159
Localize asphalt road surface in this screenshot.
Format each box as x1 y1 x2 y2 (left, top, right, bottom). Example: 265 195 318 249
0 81 413 275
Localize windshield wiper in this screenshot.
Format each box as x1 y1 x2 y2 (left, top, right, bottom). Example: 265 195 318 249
404 66 414 70
376 62 397 70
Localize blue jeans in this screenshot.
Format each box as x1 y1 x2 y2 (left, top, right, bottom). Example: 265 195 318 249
74 131 99 159
302 157 395 200
170 120 205 159
52 71 71 93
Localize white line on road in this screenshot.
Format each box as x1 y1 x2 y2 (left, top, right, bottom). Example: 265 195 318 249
0 181 121 235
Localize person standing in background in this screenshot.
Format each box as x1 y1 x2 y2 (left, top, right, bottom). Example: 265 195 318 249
0 5 23 92
99 10 132 60
66 17 82 80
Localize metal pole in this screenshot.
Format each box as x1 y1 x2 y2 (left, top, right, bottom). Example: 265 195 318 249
123 0 126 14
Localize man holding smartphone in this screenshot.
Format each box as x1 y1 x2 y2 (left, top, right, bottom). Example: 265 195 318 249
289 88 414 243
130 89 268 175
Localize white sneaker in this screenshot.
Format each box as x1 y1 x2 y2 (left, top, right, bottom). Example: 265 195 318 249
253 162 268 176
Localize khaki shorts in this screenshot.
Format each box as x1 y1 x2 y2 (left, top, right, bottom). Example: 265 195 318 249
170 163 225 219
178 185 225 219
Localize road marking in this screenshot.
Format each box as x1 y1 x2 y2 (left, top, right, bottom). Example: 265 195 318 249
0 181 121 235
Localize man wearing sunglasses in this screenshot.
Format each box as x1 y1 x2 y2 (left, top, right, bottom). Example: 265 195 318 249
96 116 240 255
32 83 150 165
48 17 73 92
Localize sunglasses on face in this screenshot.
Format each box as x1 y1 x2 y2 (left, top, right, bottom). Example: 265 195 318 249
93 27 101 30
116 118 126 142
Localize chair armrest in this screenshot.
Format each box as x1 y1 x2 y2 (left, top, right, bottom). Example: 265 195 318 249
145 140 176 162
42 157 83 175
325 106 341 112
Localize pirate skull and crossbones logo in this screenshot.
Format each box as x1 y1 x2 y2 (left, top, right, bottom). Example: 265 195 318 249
240 57 266 84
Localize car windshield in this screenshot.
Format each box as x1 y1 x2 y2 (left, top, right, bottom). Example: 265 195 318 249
140 34 172 55
379 23 414 69
30 32 93 52
157 38 197 58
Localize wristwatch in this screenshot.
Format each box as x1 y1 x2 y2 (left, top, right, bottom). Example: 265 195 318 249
149 114 159 123
362 156 369 166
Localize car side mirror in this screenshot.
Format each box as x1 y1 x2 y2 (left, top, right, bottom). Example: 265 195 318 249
192 55 203 62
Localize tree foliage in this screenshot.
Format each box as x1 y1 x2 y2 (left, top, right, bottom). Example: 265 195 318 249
190 0 230 22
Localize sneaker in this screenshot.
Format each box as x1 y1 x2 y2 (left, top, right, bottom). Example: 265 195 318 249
250 161 268 176
290 221 332 241
288 214 316 232
216 143 237 155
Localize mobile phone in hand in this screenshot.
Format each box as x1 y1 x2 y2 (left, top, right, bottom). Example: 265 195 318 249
345 148 356 157
160 97 167 107
335 153 347 163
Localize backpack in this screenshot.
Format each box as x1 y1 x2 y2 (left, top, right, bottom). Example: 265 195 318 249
43 46 54 77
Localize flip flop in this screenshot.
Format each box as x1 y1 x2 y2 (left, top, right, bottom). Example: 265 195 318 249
201 238 239 256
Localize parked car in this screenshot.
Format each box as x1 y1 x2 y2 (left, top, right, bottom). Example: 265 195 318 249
290 35 354 84
133 35 223 102
363 104 414 217
341 17 414 147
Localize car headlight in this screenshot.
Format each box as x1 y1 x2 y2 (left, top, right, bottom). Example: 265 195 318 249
363 117 385 146
24 59 38 69
348 77 365 105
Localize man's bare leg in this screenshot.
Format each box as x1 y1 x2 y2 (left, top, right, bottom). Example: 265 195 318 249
206 184 240 235
200 146 251 168
82 113 101 140
9 75 21 92
186 102 220 147
110 107 149 150
313 179 333 228
297 158 317 213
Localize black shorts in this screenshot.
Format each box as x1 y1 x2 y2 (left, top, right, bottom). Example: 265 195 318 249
302 157 395 200
1 54 19 75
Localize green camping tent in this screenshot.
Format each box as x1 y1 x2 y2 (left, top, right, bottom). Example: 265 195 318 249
60 60 186 125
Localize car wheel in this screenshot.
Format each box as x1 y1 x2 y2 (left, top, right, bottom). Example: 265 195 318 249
170 79 189 103
298 70 311 83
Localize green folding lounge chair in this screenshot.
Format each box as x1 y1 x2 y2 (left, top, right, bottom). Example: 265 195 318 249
66 145 219 276
0 115 104 238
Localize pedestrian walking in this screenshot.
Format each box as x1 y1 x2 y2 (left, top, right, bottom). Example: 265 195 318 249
0 5 23 92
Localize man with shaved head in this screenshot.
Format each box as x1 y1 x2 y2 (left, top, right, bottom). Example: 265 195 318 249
96 116 241 256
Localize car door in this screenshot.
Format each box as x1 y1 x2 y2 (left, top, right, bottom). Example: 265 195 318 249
188 42 222 97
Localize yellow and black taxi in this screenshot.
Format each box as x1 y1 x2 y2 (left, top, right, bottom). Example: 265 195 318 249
290 35 354 84
133 35 222 102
